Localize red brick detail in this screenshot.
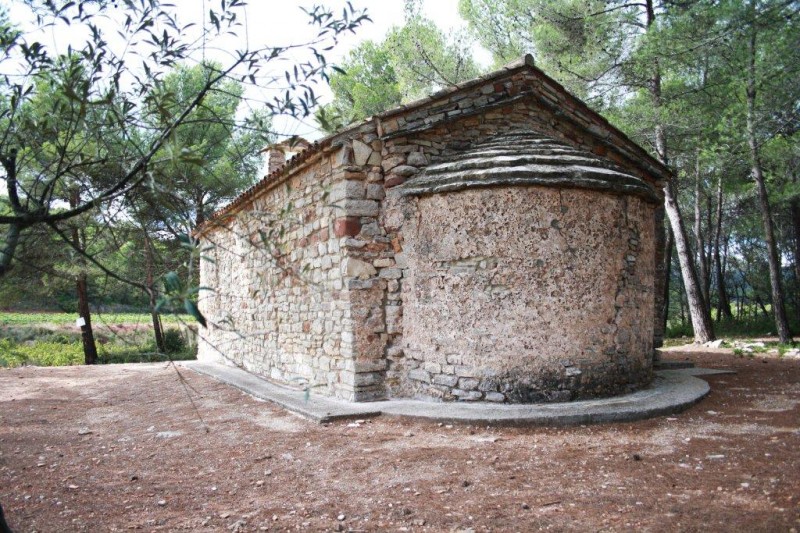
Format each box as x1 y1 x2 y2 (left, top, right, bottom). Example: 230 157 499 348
334 217 361 237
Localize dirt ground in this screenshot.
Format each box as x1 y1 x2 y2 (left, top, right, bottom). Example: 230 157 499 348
1 348 799 532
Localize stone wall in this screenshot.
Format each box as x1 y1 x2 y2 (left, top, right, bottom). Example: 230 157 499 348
198 148 364 400
393 187 655 402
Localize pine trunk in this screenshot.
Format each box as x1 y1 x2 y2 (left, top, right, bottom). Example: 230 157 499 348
70 189 98 365
694 156 710 312
746 10 793 343
645 0 714 343
145 233 166 353
713 175 733 320
662 225 674 334
790 174 800 322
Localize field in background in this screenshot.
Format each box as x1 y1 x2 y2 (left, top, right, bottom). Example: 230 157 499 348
0 312 196 367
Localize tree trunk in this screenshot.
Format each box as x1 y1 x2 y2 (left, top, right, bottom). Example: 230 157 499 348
0 223 21 278
645 0 714 343
662 224 674 334
75 271 98 365
70 189 98 365
0 150 23 279
790 174 800 323
145 232 166 353
694 155 710 312
713 174 733 320
745 7 793 343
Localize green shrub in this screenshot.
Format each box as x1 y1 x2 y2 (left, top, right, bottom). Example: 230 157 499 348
162 328 186 354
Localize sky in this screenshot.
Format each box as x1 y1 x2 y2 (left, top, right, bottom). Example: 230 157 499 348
0 0 493 141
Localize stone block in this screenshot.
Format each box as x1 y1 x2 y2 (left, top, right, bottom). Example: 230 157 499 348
381 155 406 172
379 268 403 279
432 374 458 387
406 151 428 167
354 372 382 387
373 258 395 268
422 362 441 374
355 359 387 372
342 258 376 279
478 378 499 392
408 368 431 383
454 365 476 377
329 180 365 202
333 217 361 238
352 139 373 166
392 165 419 177
458 378 480 391
343 199 380 217
484 392 505 402
452 389 482 401
334 146 353 167
366 183 385 200
384 175 406 189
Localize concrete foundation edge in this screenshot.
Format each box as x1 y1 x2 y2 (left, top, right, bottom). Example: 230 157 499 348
180 361 724 426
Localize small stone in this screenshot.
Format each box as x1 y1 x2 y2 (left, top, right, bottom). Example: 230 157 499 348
521 503 530 510
391 165 419 177
407 152 427 166
484 392 505 402
337 514 346 521
78 427 92 435
157 500 166 506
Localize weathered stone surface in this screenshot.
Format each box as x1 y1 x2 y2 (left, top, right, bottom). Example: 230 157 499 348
392 165 419 177
366 184 385 201
329 180 365 202
342 199 380 217
407 151 428 166
334 217 361 238
352 139 373 166
342 258 377 279
408 368 431 383
399 185 654 402
484 392 506 402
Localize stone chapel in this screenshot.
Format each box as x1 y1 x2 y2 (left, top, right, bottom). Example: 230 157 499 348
195 55 670 403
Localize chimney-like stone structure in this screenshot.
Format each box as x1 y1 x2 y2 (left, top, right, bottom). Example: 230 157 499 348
267 145 287 175
264 138 312 175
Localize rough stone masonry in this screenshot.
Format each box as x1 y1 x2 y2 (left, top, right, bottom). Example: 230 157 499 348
195 55 671 403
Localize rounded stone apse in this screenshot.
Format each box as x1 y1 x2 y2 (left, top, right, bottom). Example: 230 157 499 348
397 131 660 403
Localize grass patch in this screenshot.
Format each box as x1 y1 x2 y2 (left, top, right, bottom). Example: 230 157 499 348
0 312 188 327
666 315 798 340
0 312 196 368
0 338 195 367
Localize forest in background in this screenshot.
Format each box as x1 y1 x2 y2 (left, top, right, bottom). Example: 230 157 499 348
317 0 800 342
0 0 798 368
